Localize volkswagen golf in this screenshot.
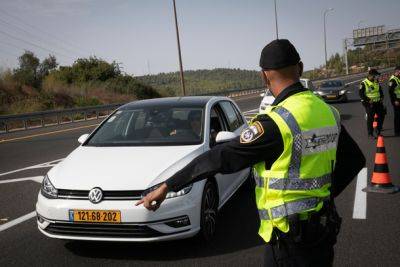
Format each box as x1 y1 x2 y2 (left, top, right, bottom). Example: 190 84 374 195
36 96 251 242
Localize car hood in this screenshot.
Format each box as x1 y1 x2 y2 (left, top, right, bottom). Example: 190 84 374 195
48 145 204 190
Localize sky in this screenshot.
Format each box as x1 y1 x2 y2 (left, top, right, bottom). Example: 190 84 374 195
0 0 399 76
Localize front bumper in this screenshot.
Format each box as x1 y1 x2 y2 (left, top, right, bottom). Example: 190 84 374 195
36 182 204 242
317 93 347 102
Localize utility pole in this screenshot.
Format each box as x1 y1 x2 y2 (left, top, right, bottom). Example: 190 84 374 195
172 0 186 96
343 39 349 75
323 8 334 68
274 0 279 39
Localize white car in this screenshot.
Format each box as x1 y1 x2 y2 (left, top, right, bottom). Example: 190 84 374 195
36 96 251 242
258 78 315 113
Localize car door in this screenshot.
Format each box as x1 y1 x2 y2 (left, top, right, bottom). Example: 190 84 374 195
213 101 250 207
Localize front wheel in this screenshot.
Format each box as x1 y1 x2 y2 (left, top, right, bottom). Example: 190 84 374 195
198 180 218 242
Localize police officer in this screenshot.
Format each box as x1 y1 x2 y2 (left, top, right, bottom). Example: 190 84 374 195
388 66 400 136
359 69 385 138
137 39 365 266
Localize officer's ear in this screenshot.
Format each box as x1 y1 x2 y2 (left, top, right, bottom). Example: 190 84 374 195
261 70 270 88
298 61 304 77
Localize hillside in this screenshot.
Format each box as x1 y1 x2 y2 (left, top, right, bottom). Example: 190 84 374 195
136 68 263 96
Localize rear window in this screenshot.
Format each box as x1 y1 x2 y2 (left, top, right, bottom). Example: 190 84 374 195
219 101 242 131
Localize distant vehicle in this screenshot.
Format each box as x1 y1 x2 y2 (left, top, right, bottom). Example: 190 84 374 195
259 78 315 113
314 80 348 102
300 78 316 91
36 96 251 242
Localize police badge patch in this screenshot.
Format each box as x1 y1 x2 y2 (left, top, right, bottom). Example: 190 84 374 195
240 121 265 143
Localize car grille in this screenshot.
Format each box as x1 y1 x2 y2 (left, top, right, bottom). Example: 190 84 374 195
57 189 143 200
45 222 169 238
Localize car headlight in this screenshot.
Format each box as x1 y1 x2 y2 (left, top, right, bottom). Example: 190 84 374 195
141 184 193 199
339 90 347 95
166 184 193 199
316 91 323 95
41 175 58 199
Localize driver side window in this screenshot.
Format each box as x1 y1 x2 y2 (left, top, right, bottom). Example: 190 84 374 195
209 105 226 147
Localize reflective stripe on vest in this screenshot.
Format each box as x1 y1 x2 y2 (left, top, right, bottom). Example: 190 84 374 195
390 75 400 98
258 197 328 220
363 79 381 102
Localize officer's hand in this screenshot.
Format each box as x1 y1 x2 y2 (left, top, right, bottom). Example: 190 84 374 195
395 100 400 106
136 183 168 211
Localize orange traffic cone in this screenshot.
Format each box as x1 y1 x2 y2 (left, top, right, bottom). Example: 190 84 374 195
363 136 399 193
372 114 378 129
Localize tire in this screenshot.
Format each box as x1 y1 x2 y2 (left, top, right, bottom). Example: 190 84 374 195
198 180 219 242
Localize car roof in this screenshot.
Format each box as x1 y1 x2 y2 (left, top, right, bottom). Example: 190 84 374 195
120 96 223 110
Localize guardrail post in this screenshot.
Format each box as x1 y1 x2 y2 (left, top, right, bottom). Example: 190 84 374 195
23 120 28 130
96 111 99 119
71 113 74 123
56 114 60 125
4 122 8 133
40 117 44 127
84 111 87 121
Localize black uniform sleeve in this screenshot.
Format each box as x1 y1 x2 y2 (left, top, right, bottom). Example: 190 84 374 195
388 79 397 104
359 83 368 103
331 125 366 198
379 85 384 100
165 115 283 192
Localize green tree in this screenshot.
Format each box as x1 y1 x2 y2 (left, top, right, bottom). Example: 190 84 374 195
13 50 40 87
39 55 58 78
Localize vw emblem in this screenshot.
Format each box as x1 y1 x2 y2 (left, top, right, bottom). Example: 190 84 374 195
88 187 103 204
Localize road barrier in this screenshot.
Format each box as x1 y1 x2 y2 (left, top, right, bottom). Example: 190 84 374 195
0 67 394 134
0 104 121 133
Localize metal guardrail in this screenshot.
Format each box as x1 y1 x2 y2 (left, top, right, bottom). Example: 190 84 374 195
0 103 122 133
0 67 394 134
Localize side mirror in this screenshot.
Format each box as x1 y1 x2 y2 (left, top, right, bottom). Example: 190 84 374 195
215 131 237 144
78 134 90 144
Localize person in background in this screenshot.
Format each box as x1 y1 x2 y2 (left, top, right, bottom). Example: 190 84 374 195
359 69 385 138
388 66 400 136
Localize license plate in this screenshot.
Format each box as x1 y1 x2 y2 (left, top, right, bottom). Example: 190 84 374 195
326 95 336 99
69 210 121 223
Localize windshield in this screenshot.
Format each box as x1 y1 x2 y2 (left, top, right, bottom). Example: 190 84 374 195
86 107 204 146
320 80 343 88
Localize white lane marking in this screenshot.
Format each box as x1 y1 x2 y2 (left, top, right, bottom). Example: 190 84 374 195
0 158 64 177
0 211 36 232
243 108 259 114
0 176 43 184
353 167 367 219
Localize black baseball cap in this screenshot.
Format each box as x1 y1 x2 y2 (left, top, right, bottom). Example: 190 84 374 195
259 39 300 70
368 69 380 76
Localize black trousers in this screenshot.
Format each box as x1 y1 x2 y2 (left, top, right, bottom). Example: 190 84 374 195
264 223 337 267
393 104 400 135
363 102 385 135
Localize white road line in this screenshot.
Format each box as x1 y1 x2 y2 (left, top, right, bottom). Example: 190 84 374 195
0 211 36 232
0 176 43 184
0 158 64 177
243 108 259 114
353 167 367 219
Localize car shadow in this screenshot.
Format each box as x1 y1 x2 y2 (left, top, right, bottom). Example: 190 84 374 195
64 181 264 261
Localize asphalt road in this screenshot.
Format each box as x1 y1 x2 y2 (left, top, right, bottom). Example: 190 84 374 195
1 80 400 266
